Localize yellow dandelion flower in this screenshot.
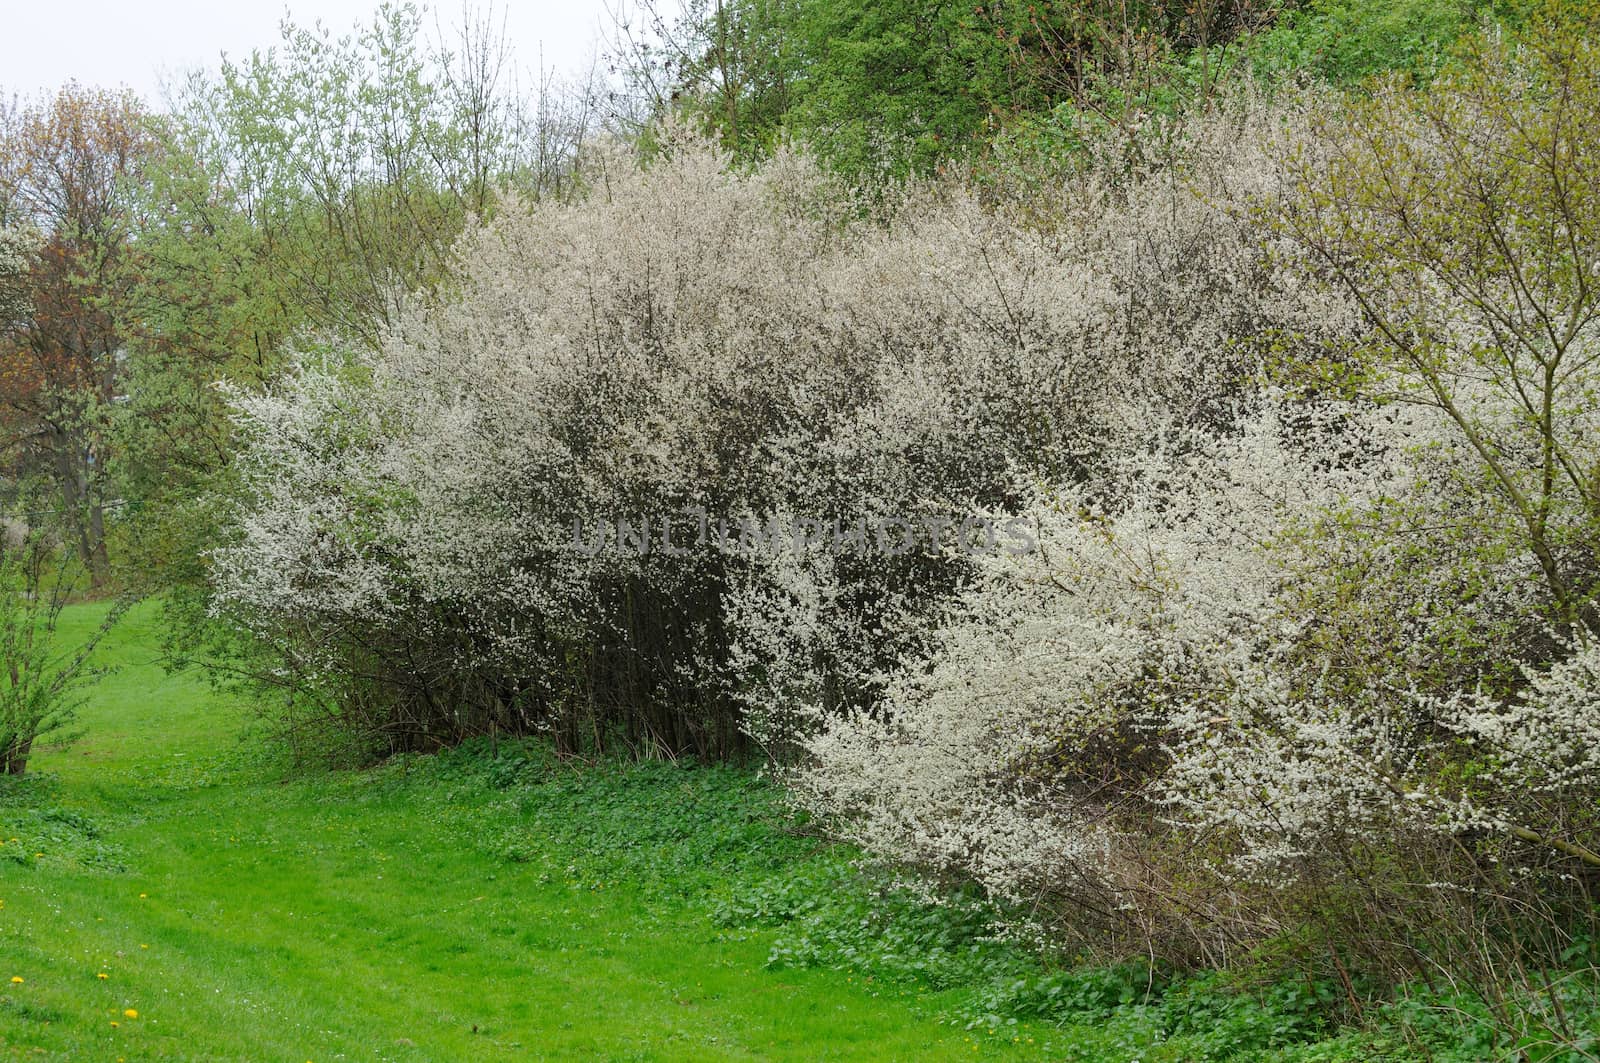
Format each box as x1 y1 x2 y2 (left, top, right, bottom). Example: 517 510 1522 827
123 1008 138 1019
97 972 109 980
109 1021 119 1028
137 893 147 899
8 976 22 984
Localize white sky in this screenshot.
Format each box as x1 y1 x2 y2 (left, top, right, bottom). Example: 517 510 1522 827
0 1 621 106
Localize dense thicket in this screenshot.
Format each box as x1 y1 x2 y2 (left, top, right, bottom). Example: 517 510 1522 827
212 119 1315 758
790 21 1600 1038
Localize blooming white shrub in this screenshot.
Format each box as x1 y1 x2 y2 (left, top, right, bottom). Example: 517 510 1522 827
793 48 1600 961
792 397 1408 900
213 66 1600 971
212 98 1342 761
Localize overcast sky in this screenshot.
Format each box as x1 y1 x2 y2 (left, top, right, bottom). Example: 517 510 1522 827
1 0 622 106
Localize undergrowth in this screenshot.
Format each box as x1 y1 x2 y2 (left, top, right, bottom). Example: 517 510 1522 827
0 773 124 873
381 738 1600 1061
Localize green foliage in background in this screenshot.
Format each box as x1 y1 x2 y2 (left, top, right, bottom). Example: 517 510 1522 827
629 0 1531 179
1248 0 1502 85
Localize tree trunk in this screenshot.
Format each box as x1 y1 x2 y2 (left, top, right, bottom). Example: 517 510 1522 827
87 495 110 589
2 736 32 775
50 429 109 590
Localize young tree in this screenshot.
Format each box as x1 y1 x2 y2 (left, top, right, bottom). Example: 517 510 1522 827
0 503 123 775
161 1 592 352
1276 20 1600 633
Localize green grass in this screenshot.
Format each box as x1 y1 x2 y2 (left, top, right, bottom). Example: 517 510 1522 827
1 602 1071 1061
0 602 1548 1061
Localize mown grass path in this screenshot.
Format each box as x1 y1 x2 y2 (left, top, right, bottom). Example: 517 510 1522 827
0 604 1060 1061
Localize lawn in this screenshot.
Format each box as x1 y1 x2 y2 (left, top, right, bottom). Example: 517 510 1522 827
0 602 1064 1061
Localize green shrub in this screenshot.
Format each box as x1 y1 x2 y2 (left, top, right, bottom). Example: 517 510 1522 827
1249 0 1499 84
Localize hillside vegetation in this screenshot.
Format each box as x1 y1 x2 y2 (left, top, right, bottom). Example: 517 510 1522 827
6 0 1600 1058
